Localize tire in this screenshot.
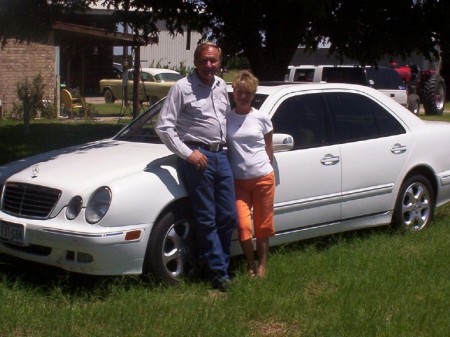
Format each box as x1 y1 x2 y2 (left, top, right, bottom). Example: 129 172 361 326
422 74 446 116
143 203 194 284
103 89 115 104
407 94 420 115
393 175 435 232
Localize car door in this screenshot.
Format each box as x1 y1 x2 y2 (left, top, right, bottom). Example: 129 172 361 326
324 90 413 220
269 92 342 236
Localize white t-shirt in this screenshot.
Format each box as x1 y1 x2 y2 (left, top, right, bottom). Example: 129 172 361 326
227 108 273 179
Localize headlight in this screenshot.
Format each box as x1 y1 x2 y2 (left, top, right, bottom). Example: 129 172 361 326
85 187 111 224
66 196 83 220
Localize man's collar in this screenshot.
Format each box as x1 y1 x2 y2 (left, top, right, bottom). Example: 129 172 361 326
192 70 221 88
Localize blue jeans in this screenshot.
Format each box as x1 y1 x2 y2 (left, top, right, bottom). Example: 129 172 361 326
178 149 237 282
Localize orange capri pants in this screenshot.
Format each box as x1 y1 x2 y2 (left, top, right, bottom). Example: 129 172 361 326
234 171 275 241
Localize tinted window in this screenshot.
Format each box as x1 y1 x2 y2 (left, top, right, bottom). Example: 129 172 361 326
322 67 366 85
294 68 315 82
325 92 406 143
271 93 329 150
366 67 405 90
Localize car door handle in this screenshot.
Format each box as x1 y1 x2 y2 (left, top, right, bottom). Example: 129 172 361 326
320 153 340 166
391 143 407 154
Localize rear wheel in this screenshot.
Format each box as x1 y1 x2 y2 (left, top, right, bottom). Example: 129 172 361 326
143 203 194 284
393 175 435 232
423 74 446 115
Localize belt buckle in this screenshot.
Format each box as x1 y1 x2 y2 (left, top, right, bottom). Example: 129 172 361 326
209 143 220 152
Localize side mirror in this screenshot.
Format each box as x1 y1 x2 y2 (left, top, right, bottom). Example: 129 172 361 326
273 133 294 152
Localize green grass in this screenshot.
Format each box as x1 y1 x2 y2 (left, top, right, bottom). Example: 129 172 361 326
0 208 449 337
88 102 124 116
0 109 449 337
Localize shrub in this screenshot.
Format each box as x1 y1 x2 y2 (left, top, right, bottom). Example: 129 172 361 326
16 73 54 119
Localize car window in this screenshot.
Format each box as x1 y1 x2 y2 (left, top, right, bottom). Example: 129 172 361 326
322 67 366 85
294 68 315 82
325 92 406 143
155 73 183 82
141 72 155 82
270 93 329 150
366 67 405 90
114 100 165 143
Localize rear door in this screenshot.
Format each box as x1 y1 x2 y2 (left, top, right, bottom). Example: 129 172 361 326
324 90 413 220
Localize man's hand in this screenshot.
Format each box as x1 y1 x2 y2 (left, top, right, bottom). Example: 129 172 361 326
186 150 208 170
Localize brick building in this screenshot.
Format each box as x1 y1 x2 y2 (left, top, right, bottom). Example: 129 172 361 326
0 43 56 115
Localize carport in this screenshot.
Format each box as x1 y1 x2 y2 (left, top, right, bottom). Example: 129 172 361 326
49 21 145 119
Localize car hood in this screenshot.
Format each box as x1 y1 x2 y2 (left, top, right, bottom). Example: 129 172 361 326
0 140 176 190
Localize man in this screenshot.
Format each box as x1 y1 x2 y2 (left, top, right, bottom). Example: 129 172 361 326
155 42 237 290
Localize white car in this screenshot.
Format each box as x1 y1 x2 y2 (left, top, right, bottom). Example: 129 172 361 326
1 83 450 284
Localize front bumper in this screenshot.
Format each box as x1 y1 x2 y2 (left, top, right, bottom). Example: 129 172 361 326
0 212 153 275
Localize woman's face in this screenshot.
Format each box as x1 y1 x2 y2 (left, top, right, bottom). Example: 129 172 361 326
232 87 255 112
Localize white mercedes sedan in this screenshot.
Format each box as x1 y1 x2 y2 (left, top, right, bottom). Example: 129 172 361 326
1 83 450 284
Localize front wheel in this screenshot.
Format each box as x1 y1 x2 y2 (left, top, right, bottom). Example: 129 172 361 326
103 89 115 104
407 94 420 115
393 175 435 232
143 203 194 284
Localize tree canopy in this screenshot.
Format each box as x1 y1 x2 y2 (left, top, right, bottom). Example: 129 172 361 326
0 0 448 80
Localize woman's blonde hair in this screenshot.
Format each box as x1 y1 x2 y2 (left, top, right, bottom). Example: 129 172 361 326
232 70 258 93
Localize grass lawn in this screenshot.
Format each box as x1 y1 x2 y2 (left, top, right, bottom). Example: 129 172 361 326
0 102 449 337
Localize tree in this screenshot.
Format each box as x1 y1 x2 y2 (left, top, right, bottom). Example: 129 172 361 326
1 0 447 81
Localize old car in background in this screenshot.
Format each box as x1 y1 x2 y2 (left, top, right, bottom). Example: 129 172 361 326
1 82 450 284
99 67 182 105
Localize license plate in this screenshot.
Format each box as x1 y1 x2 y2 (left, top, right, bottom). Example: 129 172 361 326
0 220 25 245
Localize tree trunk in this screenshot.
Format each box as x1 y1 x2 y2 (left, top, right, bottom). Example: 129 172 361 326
23 96 30 136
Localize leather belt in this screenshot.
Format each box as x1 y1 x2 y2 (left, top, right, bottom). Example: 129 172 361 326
184 141 224 152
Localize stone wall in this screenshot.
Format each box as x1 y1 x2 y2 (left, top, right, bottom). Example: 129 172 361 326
0 43 55 117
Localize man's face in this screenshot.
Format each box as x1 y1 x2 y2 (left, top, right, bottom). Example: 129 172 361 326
194 46 221 85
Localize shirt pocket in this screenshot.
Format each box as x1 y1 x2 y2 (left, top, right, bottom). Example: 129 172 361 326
186 98 209 119
214 96 229 114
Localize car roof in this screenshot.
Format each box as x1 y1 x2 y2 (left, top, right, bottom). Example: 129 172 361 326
256 81 373 94
138 68 180 75
288 65 392 70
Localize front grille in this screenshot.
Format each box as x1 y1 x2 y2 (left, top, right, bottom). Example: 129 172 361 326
1 182 61 219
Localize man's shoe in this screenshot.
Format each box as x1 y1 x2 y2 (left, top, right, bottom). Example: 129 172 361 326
211 277 232 292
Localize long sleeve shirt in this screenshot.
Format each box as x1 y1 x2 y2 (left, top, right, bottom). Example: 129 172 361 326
155 71 230 159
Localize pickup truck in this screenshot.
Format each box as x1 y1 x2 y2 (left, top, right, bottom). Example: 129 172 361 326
99 68 182 104
285 65 408 108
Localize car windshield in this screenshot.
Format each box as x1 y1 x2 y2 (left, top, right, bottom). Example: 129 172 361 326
114 100 165 144
113 92 269 144
154 73 182 82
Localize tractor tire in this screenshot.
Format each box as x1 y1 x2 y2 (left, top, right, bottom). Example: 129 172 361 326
422 74 446 116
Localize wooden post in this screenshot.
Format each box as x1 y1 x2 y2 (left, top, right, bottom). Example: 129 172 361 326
133 46 140 120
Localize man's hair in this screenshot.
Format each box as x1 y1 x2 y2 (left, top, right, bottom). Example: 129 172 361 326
194 41 222 62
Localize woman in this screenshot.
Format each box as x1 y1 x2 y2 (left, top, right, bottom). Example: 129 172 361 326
227 70 275 278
